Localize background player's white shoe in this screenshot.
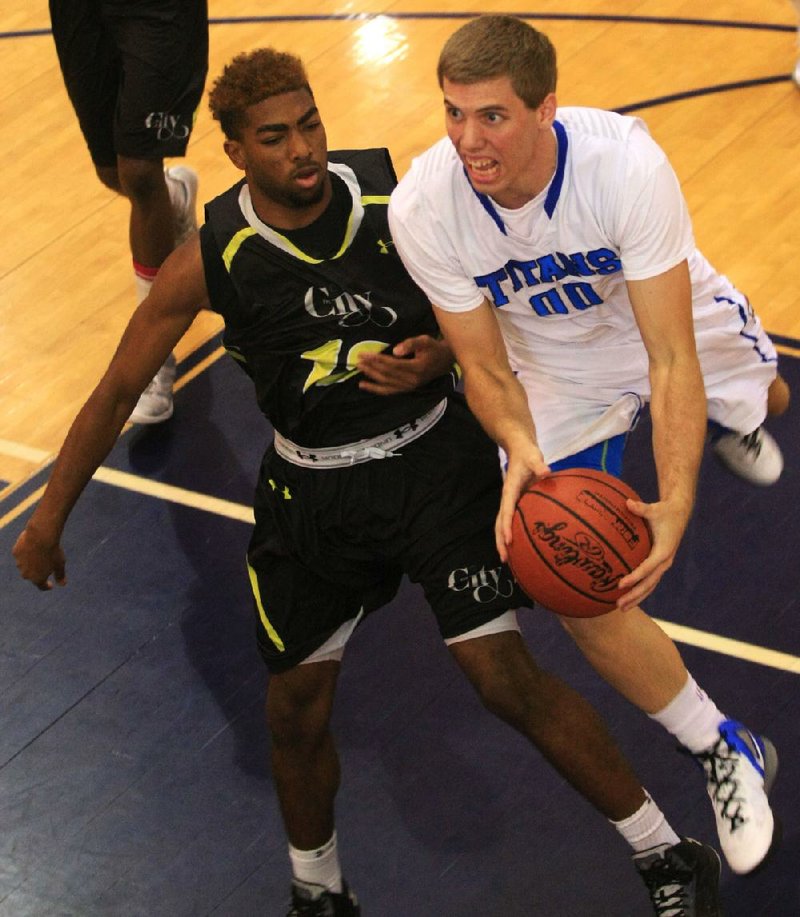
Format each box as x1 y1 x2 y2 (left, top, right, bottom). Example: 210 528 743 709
712 426 783 485
165 165 199 246
129 353 177 425
793 57 800 88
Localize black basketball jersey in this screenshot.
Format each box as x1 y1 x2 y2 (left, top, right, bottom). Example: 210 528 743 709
201 148 456 447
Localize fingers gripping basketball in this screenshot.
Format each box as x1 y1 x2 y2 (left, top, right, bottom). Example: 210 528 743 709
508 469 652 617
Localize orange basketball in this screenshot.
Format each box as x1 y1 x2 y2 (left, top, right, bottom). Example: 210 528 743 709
508 469 652 617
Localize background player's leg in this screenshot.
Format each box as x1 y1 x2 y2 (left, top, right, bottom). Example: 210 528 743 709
117 156 175 268
768 373 791 416
117 154 196 424
117 155 177 270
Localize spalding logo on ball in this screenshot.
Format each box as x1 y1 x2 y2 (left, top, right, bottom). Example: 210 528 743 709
508 468 652 618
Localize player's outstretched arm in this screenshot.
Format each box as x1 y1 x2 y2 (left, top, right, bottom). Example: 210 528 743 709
357 334 455 394
616 260 705 610
433 300 549 559
13 237 210 590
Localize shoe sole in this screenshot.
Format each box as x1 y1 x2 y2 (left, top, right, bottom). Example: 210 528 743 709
128 404 174 425
738 736 781 877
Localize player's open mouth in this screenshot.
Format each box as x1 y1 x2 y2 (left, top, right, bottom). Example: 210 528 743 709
465 157 499 183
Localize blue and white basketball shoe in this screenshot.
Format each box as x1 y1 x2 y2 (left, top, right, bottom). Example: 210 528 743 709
693 719 779 875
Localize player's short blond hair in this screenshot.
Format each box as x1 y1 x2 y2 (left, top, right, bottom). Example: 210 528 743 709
437 15 557 110
208 48 312 139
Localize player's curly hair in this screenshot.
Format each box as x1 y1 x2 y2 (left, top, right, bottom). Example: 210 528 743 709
208 48 312 139
437 15 557 110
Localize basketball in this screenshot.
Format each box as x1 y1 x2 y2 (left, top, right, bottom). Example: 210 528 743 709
508 469 652 617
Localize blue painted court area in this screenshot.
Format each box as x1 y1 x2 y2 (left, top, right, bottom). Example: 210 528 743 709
1 346 798 916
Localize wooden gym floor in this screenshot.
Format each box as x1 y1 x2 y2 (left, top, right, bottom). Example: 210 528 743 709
1 3 799 915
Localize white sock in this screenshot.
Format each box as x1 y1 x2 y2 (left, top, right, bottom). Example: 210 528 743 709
649 674 725 754
612 793 680 854
133 263 157 305
289 832 343 895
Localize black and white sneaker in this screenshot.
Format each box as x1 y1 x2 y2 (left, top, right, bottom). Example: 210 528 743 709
693 719 780 874
634 838 722 916
711 426 783 485
287 880 360 916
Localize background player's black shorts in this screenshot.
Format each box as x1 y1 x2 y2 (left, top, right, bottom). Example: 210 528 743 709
247 396 529 673
49 0 209 166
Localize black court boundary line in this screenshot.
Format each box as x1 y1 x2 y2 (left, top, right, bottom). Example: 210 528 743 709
615 74 792 113
2 12 796 41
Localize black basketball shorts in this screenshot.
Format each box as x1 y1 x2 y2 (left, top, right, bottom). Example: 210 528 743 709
247 396 528 673
49 0 209 166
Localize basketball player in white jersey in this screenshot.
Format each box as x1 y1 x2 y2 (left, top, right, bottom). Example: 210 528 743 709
388 13 785 897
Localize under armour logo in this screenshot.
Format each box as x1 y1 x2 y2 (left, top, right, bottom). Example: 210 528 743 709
268 479 292 500
376 238 394 254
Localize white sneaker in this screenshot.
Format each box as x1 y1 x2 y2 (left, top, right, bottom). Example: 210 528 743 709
129 353 177 424
693 720 780 875
794 57 800 89
711 426 783 485
165 165 198 247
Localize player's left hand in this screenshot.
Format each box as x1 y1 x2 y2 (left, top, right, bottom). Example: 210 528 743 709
614 496 690 610
357 335 455 394
496 446 550 562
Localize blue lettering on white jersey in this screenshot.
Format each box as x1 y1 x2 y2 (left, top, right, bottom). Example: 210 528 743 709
474 248 622 314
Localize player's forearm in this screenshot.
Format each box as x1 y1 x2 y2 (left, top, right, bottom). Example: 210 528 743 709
26 384 136 543
649 358 706 518
462 362 538 454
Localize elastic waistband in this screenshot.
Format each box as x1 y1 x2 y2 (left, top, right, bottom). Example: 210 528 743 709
273 399 448 468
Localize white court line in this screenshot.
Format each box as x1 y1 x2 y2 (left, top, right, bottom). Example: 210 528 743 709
0 438 52 463
91 466 254 523
6 453 799 676
88 468 800 676
653 620 800 675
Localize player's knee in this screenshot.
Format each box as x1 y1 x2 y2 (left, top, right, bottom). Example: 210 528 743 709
767 374 790 416
95 164 122 194
265 664 337 749
456 640 550 727
116 156 166 204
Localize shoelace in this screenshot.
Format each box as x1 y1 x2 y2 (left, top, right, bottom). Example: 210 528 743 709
739 429 763 457
695 736 747 833
639 858 691 916
287 899 335 917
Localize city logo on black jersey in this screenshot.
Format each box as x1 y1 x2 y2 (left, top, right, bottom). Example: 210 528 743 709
144 111 190 142
304 286 398 328
448 564 516 604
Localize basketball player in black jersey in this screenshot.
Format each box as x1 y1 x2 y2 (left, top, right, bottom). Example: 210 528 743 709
14 49 722 916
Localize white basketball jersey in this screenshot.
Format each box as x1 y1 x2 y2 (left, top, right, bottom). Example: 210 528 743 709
390 107 776 462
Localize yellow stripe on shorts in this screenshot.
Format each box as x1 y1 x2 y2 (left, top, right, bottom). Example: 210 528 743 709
247 559 285 652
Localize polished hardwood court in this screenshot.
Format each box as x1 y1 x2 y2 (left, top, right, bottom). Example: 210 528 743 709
1 4 799 915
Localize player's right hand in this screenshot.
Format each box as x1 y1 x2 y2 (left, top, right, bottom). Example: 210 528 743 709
13 527 66 591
